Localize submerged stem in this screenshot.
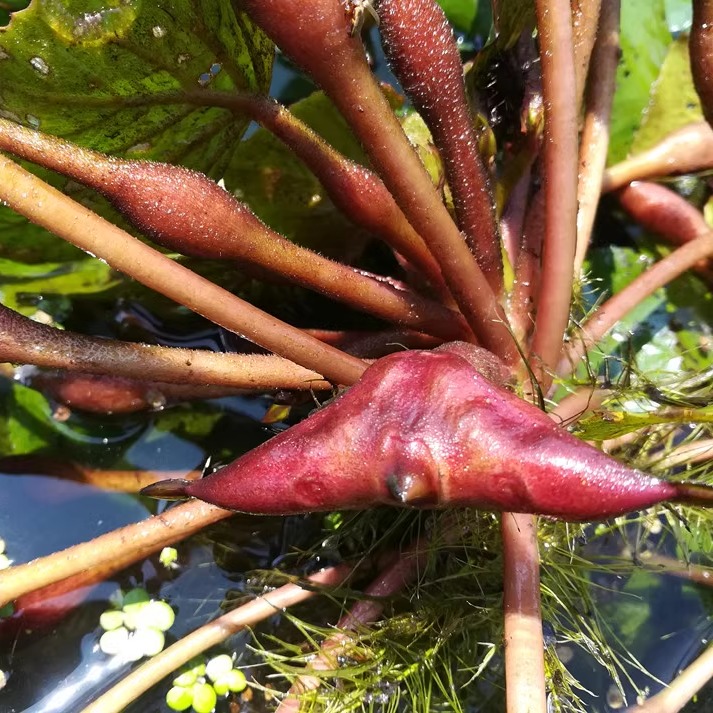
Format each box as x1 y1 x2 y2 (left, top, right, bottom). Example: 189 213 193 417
0 500 230 609
277 537 430 711
627 644 713 712
502 512 546 713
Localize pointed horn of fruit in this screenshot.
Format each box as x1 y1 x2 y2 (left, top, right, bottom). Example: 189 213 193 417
671 483 713 508
142 343 705 521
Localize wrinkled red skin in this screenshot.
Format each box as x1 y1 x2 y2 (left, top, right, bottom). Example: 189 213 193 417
144 344 685 522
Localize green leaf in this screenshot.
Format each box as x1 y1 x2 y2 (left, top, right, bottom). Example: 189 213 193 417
630 37 703 154
0 0 273 177
0 206 87 264
609 0 671 163
0 381 57 455
437 0 479 34
150 404 223 441
0 257 118 315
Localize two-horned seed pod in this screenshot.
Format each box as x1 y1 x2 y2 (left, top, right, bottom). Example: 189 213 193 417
142 342 713 521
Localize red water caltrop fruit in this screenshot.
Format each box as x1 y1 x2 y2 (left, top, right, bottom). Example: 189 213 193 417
143 343 711 521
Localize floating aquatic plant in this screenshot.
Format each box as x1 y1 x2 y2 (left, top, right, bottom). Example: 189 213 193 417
1 0 713 711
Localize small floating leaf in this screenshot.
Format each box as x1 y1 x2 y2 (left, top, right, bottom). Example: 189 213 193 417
99 610 125 632
166 686 193 712
99 626 129 656
213 668 247 695
205 654 233 683
191 682 217 713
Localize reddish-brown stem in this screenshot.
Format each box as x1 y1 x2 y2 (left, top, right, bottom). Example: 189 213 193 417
575 0 621 275
32 88 453 300
0 304 331 390
558 231 713 376
239 0 518 363
0 500 230 609
571 0 603 110
0 120 468 342
510 187 544 345
79 565 352 713
529 0 579 379
690 0 713 129
502 512 546 713
183 90 450 296
0 155 367 386
602 123 713 193
501 163 533 271
379 0 503 292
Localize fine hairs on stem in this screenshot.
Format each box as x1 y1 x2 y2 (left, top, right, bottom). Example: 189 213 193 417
0 155 367 386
